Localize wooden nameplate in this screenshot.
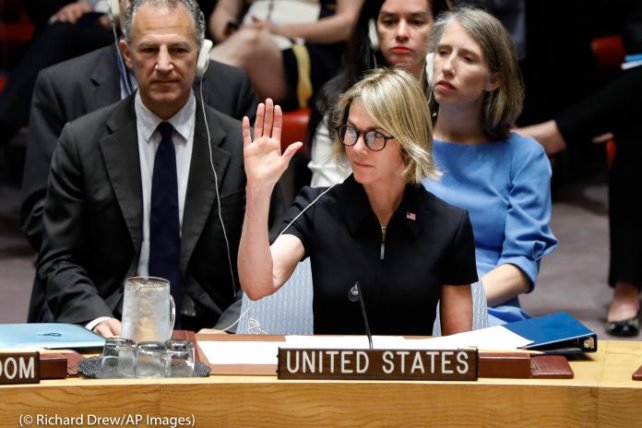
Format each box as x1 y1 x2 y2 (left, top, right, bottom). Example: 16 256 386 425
277 348 478 381
0 352 39 384
194 335 574 379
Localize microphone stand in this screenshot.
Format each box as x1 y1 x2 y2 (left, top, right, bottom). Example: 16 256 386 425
353 281 373 350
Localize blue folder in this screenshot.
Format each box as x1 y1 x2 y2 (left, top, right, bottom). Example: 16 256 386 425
0 323 105 350
504 312 597 355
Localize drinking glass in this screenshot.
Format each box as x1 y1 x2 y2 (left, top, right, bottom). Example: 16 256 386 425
165 340 195 377
100 337 136 378
135 341 167 378
117 339 137 378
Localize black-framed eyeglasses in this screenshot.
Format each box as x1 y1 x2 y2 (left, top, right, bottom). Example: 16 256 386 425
335 125 395 152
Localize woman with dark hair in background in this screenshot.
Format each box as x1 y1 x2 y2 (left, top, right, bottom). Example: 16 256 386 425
307 0 450 187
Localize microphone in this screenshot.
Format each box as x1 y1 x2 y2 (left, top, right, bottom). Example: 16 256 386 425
348 281 373 350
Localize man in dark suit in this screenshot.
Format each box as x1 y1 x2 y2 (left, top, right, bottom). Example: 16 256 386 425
21 1 256 252
34 0 275 336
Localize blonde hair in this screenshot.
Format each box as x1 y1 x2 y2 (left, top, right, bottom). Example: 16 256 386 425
429 7 524 139
332 68 439 184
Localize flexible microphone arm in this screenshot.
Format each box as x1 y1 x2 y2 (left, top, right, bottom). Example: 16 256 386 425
350 281 373 350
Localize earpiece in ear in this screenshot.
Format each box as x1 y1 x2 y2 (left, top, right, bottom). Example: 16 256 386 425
196 39 214 78
425 52 435 84
368 19 380 51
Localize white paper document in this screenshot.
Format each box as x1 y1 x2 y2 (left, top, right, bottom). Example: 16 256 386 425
198 341 282 365
284 335 411 349
411 326 533 351
198 328 533 366
285 329 532 351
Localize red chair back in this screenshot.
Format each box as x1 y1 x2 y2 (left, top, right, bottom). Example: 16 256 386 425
281 107 310 155
591 35 626 73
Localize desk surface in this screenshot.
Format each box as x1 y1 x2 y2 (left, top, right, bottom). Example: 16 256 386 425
1 340 641 427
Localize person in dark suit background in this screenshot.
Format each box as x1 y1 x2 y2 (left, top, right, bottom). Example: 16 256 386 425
517 0 642 336
23 0 108 30
0 0 114 146
35 0 277 336
21 0 257 254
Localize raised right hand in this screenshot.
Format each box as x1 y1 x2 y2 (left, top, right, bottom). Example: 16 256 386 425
242 99 302 190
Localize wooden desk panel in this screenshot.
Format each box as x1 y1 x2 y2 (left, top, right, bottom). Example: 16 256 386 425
0 341 640 427
160 382 599 427
597 340 642 428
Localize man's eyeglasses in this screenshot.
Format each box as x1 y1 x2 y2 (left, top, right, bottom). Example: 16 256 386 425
335 125 395 152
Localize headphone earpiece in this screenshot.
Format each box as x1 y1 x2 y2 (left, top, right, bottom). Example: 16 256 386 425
368 19 379 51
196 39 213 78
108 0 120 22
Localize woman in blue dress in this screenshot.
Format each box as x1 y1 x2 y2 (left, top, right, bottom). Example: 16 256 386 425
422 7 558 325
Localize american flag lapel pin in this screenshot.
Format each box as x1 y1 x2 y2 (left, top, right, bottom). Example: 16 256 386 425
406 212 416 221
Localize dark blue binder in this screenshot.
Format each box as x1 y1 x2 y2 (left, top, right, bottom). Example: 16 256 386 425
504 312 597 355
